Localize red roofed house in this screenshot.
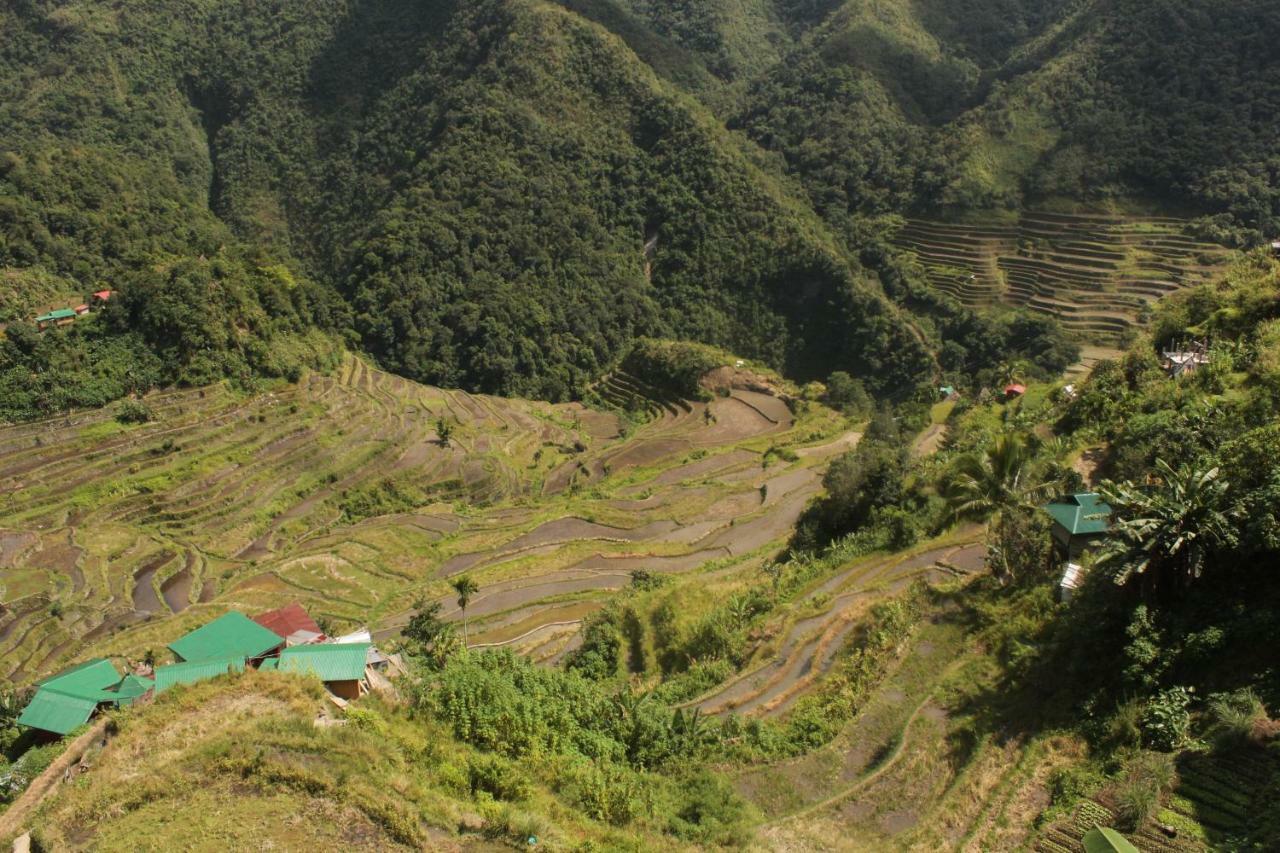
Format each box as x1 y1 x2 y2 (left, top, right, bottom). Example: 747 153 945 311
74 304 90 316
1004 383 1027 399
253 602 326 647
92 290 114 303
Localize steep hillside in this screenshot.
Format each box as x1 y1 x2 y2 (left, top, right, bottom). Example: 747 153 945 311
0 0 943 413
732 0 1280 238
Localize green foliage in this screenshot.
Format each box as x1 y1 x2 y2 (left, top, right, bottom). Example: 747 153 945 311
0 741 62 804
662 770 751 844
402 600 460 668
419 649 752 841
795 437 909 547
1203 688 1268 750
1114 751 1177 831
1139 687 1193 751
619 338 723 400
115 399 153 424
337 477 431 523
822 370 872 415
1100 460 1240 597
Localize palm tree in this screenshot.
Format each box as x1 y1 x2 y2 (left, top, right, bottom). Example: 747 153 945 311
1099 460 1239 600
944 432 1055 579
451 574 479 647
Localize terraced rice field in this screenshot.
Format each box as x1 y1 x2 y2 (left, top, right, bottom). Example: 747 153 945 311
1034 747 1280 853
0 355 865 684
891 211 1231 343
744 590 1085 852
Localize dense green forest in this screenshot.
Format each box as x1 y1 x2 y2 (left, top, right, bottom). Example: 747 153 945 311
2 0 1277 420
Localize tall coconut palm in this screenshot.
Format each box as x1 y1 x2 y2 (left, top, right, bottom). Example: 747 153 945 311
1099 460 1239 600
944 432 1055 579
451 574 479 648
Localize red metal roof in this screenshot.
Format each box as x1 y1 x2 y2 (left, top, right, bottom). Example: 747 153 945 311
93 290 113 300
253 602 324 641
1004 383 1027 395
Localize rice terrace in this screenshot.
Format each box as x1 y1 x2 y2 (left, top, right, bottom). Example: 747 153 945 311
3 0 1280 849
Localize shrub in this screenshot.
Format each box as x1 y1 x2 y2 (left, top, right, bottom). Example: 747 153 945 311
468 754 531 802
115 399 152 423
1205 688 1268 749
563 762 647 825
664 770 751 844
620 338 722 400
1140 687 1192 751
1114 751 1176 831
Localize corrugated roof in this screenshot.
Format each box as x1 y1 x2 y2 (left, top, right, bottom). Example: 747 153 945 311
38 658 122 695
110 674 154 704
252 602 324 642
168 612 283 662
276 643 369 682
154 657 245 692
17 688 100 735
1045 493 1112 537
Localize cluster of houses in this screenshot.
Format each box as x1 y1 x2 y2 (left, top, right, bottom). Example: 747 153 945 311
34 290 113 331
16 603 394 737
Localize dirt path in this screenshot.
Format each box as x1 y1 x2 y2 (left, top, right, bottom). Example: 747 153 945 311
0 717 111 842
912 423 948 457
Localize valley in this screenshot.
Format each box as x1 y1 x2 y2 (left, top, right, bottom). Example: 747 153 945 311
2 0 1279 849
0 355 849 680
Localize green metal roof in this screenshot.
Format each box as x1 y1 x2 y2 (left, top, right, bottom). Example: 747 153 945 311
37 308 77 321
276 643 369 682
17 688 101 735
154 657 245 692
1045 493 1112 537
38 658 122 694
109 674 155 705
1083 826 1139 853
168 612 283 662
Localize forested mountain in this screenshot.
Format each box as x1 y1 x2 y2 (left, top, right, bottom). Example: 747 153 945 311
1 0 1277 418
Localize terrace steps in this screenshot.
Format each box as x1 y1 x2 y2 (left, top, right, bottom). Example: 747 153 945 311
891 211 1230 343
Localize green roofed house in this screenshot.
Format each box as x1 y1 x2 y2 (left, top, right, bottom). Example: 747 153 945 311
168 611 284 663
1045 493 1113 601
154 657 246 693
17 658 123 736
274 643 370 701
35 307 78 330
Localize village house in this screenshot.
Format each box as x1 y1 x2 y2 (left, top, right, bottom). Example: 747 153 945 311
1045 492 1113 601
35 308 77 331
252 601 326 646
167 611 285 664
262 643 371 702
15 659 154 737
18 605 391 736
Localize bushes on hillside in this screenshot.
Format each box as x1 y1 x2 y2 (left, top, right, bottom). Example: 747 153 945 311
619 338 724 400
